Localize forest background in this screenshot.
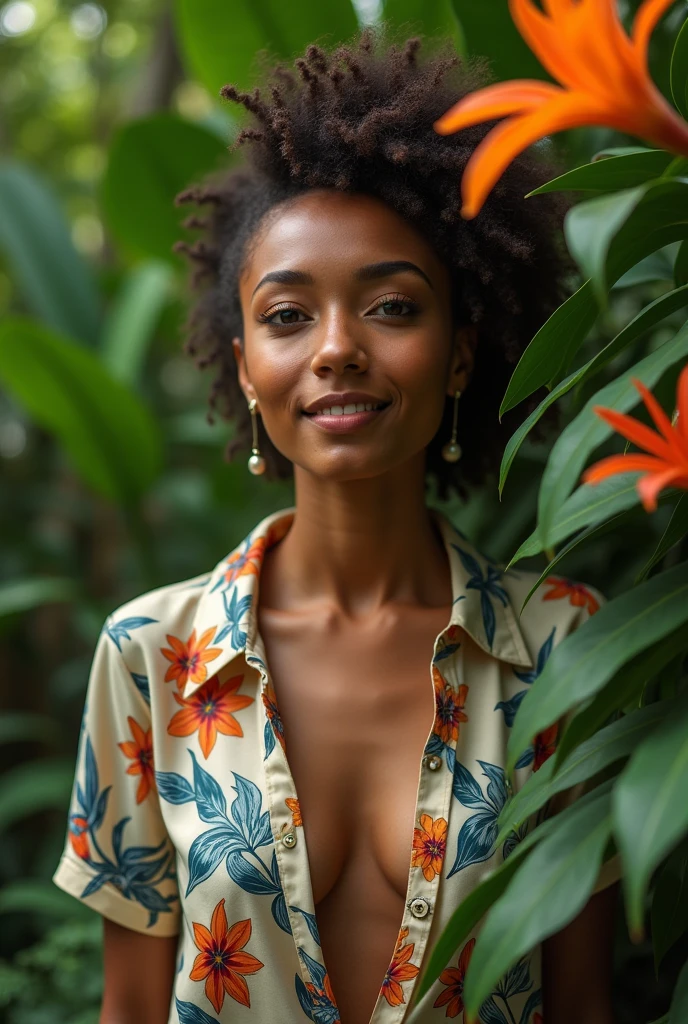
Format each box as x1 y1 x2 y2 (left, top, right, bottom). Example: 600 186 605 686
0 1 686 1022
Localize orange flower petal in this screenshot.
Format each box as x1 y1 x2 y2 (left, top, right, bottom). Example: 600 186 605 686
582 453 667 484
228 950 264 974
459 93 607 218
210 898 228 945
637 466 685 511
676 362 688 442
189 951 213 981
434 79 562 133
632 0 678 69
630 379 682 450
205 969 225 1014
222 971 250 1007
167 707 202 737
192 922 214 953
225 917 251 952
198 716 218 759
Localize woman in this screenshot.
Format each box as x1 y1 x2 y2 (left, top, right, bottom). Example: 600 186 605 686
53 28 618 1024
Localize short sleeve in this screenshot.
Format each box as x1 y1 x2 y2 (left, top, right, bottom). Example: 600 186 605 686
52 627 180 936
541 583 622 894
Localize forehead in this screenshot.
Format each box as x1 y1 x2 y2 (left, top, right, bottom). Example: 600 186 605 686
241 190 447 285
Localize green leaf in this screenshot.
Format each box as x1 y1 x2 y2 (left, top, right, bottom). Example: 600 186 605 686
0 318 163 504
501 179 688 416
497 700 669 847
451 0 549 81
507 560 688 775
670 960 688 1024
565 185 654 308
102 114 228 265
0 713 58 747
651 845 688 971
527 150 673 197
0 577 77 619
615 247 677 289
101 262 173 386
511 474 644 566
382 0 464 52
0 880 92 919
463 790 612 1015
614 695 688 938
552 627 688 768
536 319 688 549
0 759 74 832
498 284 688 496
413 779 612 1004
670 15 688 119
675 239 688 286
174 0 359 97
0 163 101 346
636 495 688 583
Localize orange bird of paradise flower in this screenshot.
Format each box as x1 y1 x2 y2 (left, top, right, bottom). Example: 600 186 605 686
167 673 254 758
160 626 223 692
117 716 155 803
542 575 600 615
433 0 688 219
582 363 688 511
380 926 421 1006
189 899 264 1012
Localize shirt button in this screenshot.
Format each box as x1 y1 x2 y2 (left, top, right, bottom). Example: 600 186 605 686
408 897 431 918
422 754 442 771
282 830 297 848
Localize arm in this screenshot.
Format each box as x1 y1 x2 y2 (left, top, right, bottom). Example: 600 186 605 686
541 881 618 1024
100 918 178 1024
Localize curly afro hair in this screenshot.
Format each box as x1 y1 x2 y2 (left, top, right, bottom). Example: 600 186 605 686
174 26 574 500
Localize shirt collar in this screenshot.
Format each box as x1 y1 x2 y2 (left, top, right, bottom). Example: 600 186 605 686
182 506 532 700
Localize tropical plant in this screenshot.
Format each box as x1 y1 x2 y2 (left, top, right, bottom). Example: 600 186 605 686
414 1 688 1021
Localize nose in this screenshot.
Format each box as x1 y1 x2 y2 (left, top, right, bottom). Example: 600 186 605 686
309 309 369 377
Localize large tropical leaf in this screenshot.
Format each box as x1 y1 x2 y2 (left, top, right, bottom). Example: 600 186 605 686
613 696 688 937
174 0 358 97
462 790 612 1015
101 262 173 385
101 114 228 264
651 844 688 971
670 14 688 119
536 319 688 549
499 284 688 496
0 759 74 832
0 163 101 345
501 182 688 416
0 577 77 619
526 150 674 196
382 0 464 52
0 318 163 503
506 561 688 775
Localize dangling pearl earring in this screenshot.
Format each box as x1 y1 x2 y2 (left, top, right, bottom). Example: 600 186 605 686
247 398 266 475
442 389 462 463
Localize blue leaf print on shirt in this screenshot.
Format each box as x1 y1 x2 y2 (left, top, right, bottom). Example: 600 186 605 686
70 735 177 928
496 627 556 762
103 615 158 652
264 716 276 760
189 751 227 822
295 948 339 1024
215 587 252 648
447 759 509 877
175 997 219 1024
290 905 321 946
519 988 542 1024
130 671 150 704
155 771 195 804
451 544 508 649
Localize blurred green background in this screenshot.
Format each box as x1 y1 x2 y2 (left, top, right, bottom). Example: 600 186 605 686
0 1 686 1021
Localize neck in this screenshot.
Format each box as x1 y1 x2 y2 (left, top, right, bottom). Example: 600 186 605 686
260 453 453 618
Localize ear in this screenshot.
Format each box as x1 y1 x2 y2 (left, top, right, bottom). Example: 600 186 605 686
232 336 257 405
446 324 477 397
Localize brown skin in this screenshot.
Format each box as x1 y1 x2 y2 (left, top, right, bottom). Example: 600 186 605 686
101 190 617 1024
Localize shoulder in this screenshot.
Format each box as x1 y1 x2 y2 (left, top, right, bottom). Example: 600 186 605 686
99 566 217 674
500 566 605 660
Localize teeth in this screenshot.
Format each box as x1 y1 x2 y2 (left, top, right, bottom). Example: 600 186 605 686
364 403 373 411
311 401 383 416
343 404 357 414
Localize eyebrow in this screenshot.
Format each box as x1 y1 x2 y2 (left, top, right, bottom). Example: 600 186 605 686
251 259 433 299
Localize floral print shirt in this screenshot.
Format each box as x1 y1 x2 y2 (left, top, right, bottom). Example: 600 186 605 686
53 506 616 1024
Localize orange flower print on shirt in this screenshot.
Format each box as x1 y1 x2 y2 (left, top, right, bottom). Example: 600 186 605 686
433 666 469 745
68 814 90 860
380 926 421 1007
542 576 600 616
117 716 155 804
286 797 302 828
412 814 448 882
167 673 253 759
433 937 475 1018
533 722 559 772
262 680 286 752
189 898 264 1013
222 536 267 586
161 626 223 692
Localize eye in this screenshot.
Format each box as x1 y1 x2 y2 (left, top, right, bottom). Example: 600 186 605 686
258 303 309 326
367 293 419 318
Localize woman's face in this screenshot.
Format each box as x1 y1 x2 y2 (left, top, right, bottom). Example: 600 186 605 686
234 189 474 482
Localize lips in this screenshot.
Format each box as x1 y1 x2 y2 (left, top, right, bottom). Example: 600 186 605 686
302 400 388 417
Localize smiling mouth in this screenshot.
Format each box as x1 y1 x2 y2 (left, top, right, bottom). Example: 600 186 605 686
302 401 389 417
